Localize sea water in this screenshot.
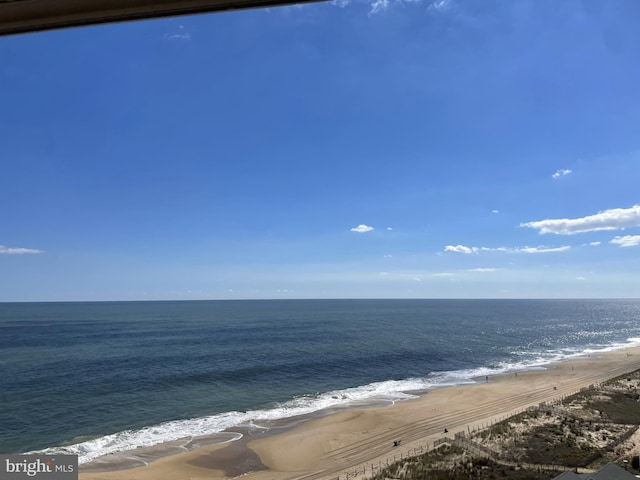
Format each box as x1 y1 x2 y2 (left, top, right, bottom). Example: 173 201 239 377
1 299 639 463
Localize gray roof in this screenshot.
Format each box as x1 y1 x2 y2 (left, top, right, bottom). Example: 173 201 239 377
0 0 326 36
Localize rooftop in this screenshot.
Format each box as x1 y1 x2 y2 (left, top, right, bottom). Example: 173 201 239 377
0 0 324 36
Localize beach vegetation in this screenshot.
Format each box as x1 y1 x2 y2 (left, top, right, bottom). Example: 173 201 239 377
520 425 601 467
368 445 551 479
587 392 640 425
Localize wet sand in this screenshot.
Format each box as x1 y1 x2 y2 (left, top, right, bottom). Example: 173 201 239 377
79 346 640 480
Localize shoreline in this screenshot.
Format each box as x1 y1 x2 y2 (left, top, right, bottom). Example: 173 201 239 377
78 345 640 480
71 344 636 467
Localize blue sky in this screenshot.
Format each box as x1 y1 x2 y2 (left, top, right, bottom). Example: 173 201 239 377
1 0 640 301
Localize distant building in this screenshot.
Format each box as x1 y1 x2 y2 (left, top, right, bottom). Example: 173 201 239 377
553 462 637 480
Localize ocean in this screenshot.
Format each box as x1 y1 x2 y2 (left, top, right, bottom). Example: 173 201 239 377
1 299 639 464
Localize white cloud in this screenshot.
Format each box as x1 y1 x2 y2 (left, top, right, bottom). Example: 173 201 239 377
610 235 640 248
468 268 496 272
164 25 191 40
165 33 191 40
432 272 455 277
428 0 452 11
350 224 374 233
445 244 569 254
342 0 449 17
0 244 43 254
576 276 586 280
491 210 499 214
521 205 640 235
589 241 601 246
386 227 393 231
444 244 478 254
369 0 389 15
516 246 571 253
552 168 572 179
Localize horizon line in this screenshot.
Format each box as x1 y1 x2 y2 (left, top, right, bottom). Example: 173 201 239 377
2 297 640 304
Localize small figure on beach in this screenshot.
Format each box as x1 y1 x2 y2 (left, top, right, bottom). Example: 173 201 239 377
444 428 448 433
393 440 401 447
485 376 489 383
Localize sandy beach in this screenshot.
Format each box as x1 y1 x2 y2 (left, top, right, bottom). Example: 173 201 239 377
79 346 640 480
